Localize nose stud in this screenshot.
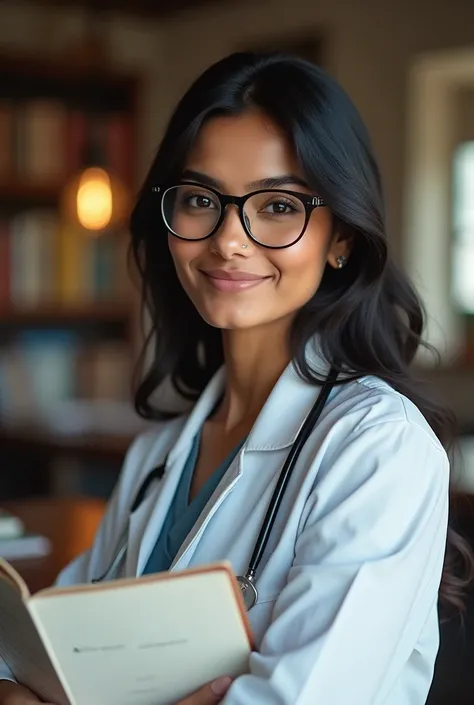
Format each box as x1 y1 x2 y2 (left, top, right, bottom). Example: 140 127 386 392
241 243 248 249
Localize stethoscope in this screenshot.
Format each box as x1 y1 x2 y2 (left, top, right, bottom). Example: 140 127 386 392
92 367 338 611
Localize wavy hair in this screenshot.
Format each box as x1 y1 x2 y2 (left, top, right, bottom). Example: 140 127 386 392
130 51 473 616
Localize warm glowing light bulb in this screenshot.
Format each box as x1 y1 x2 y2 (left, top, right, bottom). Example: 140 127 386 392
76 167 113 230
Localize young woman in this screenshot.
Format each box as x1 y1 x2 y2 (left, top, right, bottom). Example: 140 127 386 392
1 51 471 705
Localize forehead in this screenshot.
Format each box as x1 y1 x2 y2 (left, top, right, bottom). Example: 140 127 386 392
184 110 303 190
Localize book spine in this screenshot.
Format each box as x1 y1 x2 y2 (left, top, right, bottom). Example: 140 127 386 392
0 220 10 308
65 111 87 176
0 102 13 181
23 100 67 183
105 113 134 186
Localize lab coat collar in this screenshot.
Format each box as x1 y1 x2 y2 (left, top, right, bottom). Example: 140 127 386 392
137 338 331 574
167 337 331 459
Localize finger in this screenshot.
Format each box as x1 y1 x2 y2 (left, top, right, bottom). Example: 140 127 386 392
179 676 232 705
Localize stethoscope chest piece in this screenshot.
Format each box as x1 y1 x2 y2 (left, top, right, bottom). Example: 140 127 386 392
236 574 258 610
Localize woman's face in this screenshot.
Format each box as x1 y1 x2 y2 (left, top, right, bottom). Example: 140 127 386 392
168 110 350 331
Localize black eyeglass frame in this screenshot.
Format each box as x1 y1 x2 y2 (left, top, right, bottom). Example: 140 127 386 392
151 181 326 250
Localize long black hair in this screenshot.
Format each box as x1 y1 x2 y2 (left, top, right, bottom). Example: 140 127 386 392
130 51 473 615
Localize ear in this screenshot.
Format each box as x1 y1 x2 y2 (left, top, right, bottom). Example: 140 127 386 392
327 230 353 270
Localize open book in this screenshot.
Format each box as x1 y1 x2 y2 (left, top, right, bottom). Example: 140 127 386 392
0 558 252 705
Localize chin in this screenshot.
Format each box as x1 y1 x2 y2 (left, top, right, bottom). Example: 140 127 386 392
202 315 258 330
198 303 262 330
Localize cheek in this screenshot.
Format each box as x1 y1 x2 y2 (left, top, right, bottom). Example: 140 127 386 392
272 228 330 294
168 235 202 281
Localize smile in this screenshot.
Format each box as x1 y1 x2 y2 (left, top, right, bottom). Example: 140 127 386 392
201 270 271 293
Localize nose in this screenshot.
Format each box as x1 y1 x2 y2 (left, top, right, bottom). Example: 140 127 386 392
209 204 251 259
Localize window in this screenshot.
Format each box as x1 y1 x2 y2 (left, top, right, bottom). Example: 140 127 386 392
452 141 474 312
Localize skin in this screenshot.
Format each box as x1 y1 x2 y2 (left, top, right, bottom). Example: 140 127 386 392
169 109 350 506
0 110 350 705
0 677 230 705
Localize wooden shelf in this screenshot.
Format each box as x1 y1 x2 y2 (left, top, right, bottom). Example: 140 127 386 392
3 496 107 591
0 180 61 205
0 52 138 90
0 426 133 461
0 53 139 116
0 302 132 326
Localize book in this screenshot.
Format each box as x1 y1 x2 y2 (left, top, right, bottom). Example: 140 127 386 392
0 103 13 179
0 219 11 309
0 510 23 540
0 559 252 705
0 533 51 561
18 100 67 183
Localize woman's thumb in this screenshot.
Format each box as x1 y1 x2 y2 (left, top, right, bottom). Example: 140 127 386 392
180 676 232 704
210 677 232 697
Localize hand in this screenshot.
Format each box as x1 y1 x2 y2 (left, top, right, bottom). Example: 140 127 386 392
177 676 233 705
0 681 55 705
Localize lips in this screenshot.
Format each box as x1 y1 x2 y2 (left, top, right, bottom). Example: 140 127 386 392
201 269 271 292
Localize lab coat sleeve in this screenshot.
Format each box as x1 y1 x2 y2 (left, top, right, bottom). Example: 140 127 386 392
223 418 450 705
56 429 160 587
0 428 162 685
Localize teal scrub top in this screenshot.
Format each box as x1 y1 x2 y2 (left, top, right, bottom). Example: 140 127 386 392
142 432 245 575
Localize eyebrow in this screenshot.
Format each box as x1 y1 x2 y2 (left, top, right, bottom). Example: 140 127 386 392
181 169 309 192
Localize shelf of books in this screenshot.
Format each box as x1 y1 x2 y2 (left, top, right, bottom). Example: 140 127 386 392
0 55 141 496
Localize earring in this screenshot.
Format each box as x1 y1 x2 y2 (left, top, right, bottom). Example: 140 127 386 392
336 255 347 269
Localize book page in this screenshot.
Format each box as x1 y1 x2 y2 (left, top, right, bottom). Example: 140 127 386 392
0 557 30 598
28 564 251 705
0 572 70 705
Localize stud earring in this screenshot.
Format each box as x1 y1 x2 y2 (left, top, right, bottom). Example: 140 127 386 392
336 255 347 269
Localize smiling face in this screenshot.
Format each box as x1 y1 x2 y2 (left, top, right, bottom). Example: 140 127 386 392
167 110 350 331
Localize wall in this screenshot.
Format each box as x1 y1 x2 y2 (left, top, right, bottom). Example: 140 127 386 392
156 0 474 264
456 88 474 142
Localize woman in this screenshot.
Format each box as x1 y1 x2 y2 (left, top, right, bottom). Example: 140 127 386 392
0 51 471 705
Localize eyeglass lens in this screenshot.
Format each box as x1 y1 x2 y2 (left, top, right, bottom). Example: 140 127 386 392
162 184 307 247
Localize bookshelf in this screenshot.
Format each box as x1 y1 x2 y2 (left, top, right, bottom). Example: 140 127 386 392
0 53 141 499
0 302 133 326
0 427 134 461
0 181 60 204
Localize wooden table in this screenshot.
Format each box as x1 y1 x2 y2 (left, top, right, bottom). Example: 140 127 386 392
4 496 106 592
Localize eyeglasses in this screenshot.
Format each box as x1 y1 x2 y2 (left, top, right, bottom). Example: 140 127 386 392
152 182 326 249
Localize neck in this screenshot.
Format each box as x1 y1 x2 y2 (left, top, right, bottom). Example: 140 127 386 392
214 320 292 432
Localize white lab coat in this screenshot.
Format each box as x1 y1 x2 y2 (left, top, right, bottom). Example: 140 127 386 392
0 346 449 705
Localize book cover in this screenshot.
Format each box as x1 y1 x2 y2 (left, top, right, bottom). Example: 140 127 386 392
0 560 252 705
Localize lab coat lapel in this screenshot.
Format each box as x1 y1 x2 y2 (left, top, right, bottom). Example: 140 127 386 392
245 339 331 452
125 452 186 576
132 368 227 576
133 337 332 575
170 339 333 571
169 450 244 571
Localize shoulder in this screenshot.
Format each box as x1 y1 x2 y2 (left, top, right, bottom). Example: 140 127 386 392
329 374 445 452
309 374 450 505
297 377 450 580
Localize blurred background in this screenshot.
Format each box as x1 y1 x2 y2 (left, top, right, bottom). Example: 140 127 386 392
0 0 473 701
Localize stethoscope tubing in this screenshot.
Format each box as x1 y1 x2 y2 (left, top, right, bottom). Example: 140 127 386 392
92 368 339 600
243 367 338 582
